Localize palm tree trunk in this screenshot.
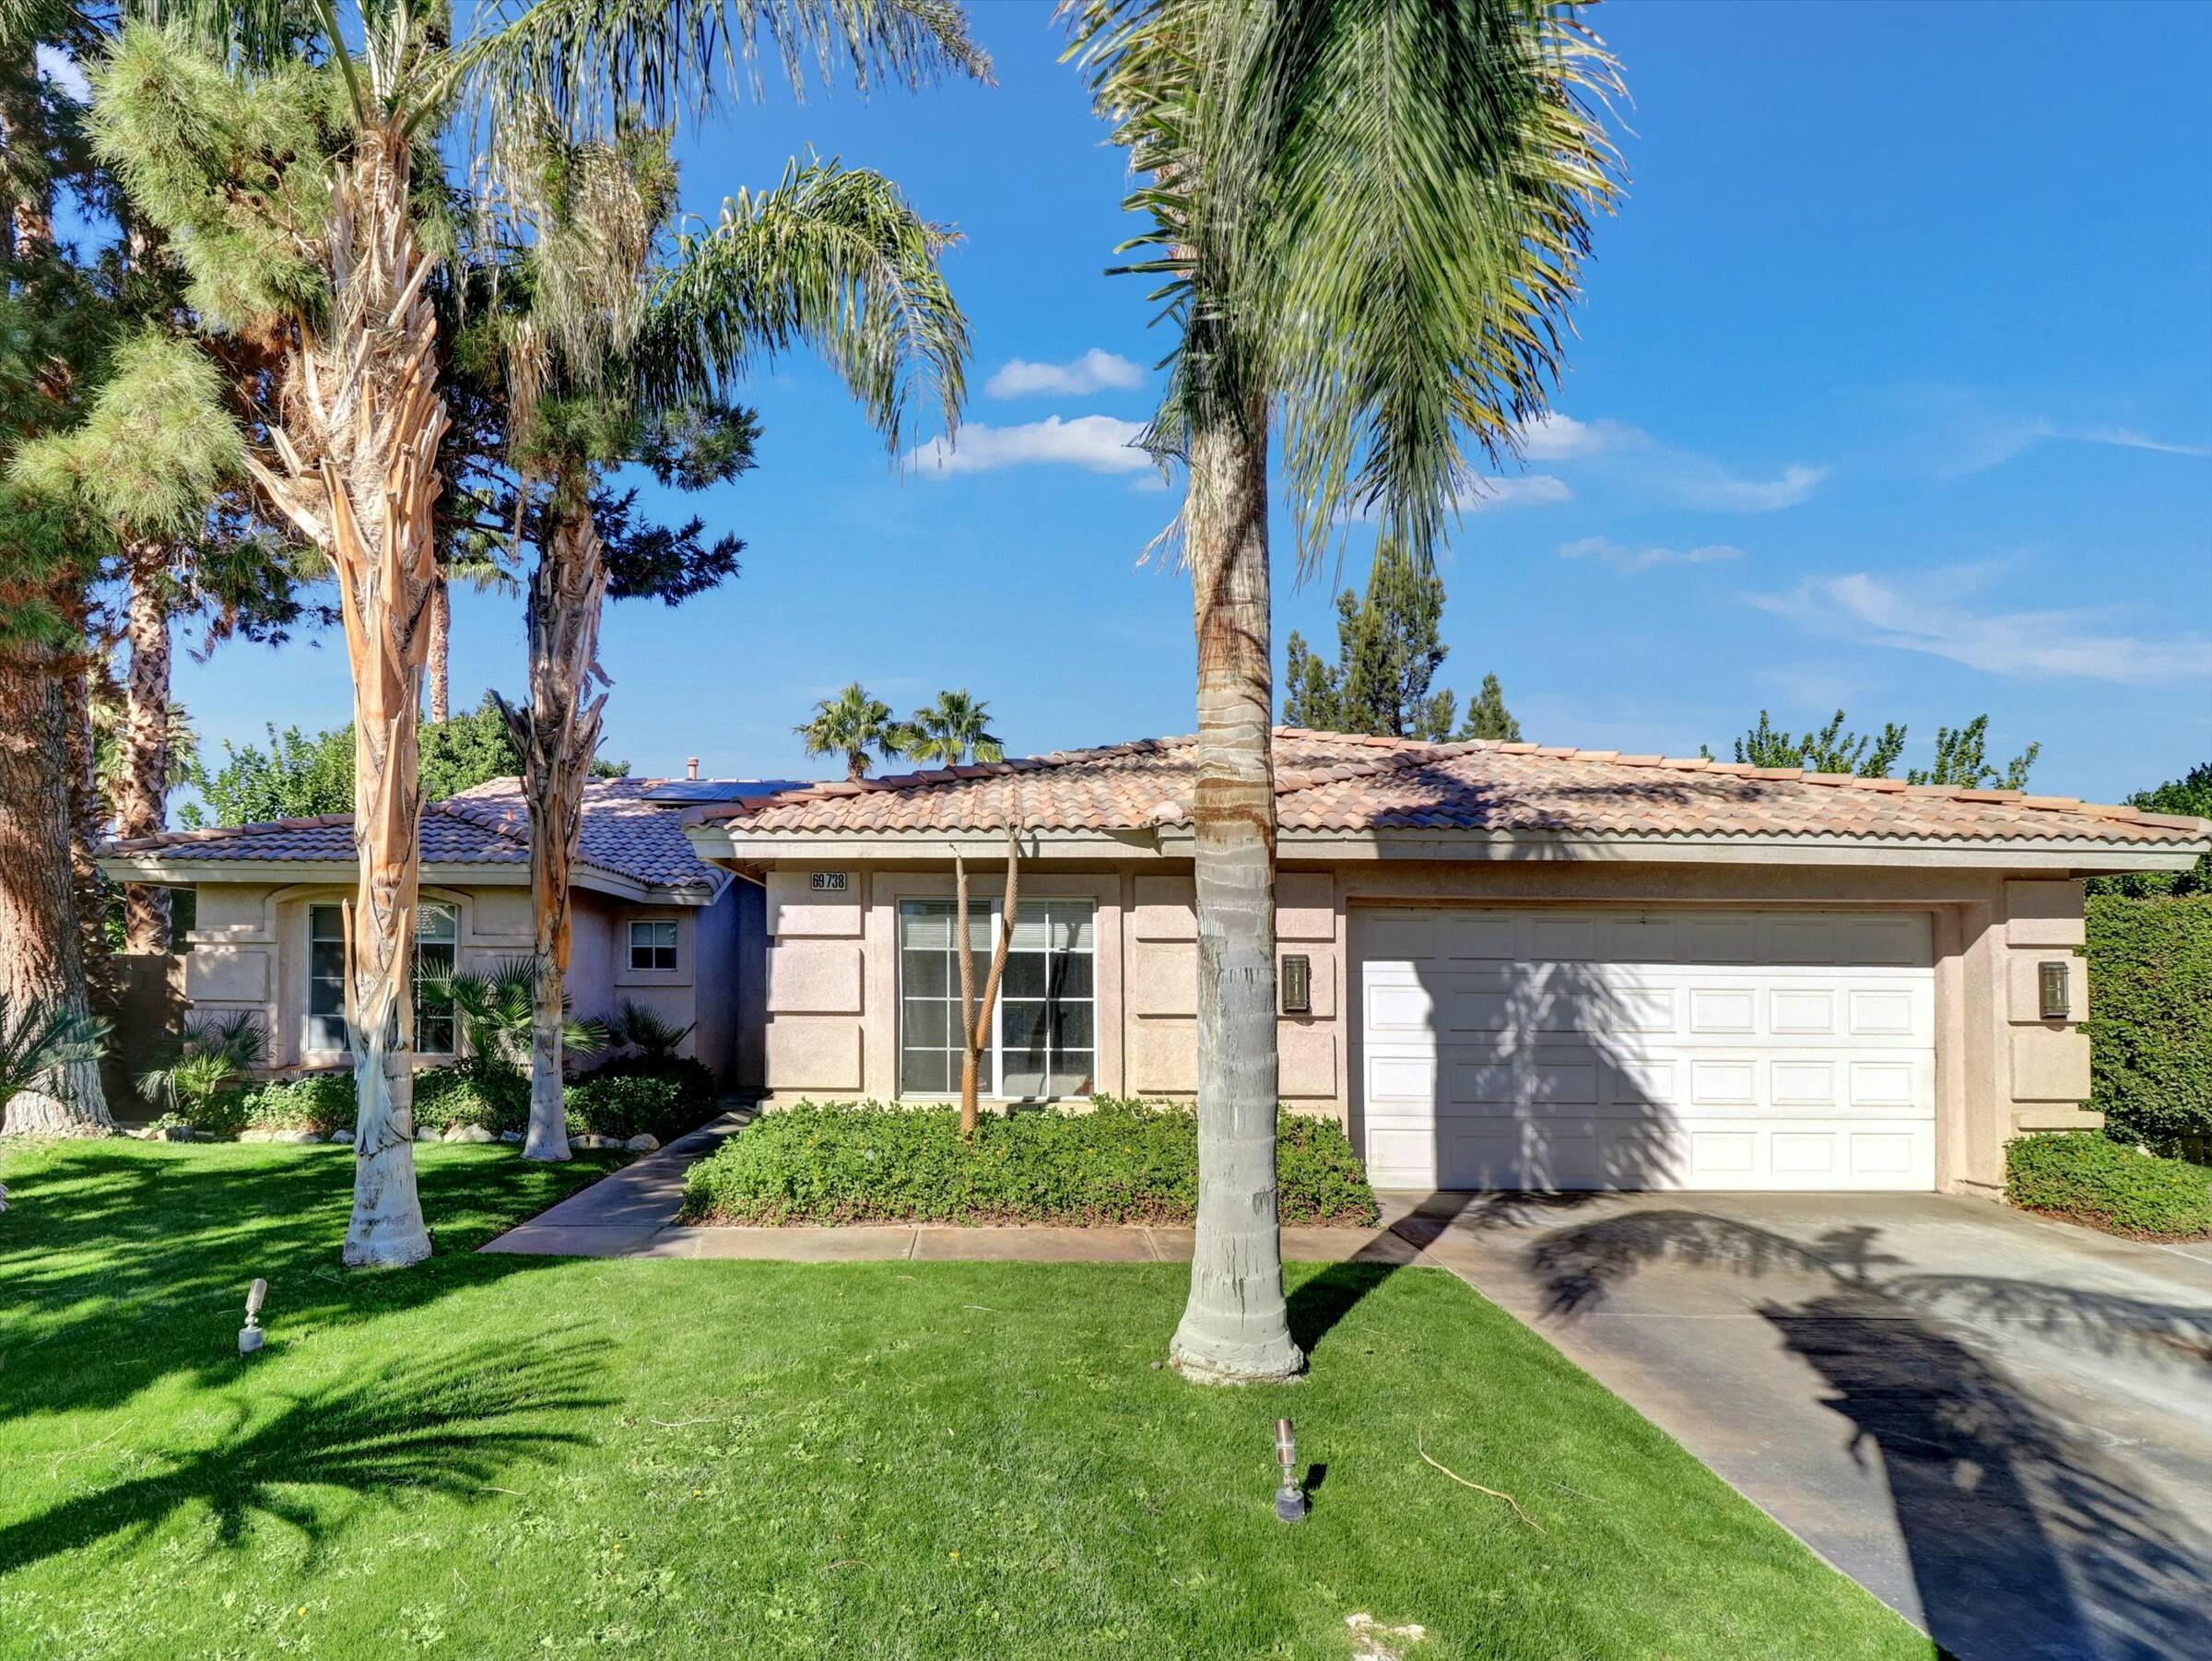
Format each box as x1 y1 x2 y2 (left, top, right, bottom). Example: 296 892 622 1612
498 461 606 1164
117 543 174 953
425 573 450 723
1169 406 1301 1384
57 592 112 1010
0 653 114 1134
244 125 446 1266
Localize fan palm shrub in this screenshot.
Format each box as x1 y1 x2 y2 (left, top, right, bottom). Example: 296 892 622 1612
1065 0 1621 1380
0 993 112 1135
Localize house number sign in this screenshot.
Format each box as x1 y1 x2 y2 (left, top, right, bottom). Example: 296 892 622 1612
809 872 849 892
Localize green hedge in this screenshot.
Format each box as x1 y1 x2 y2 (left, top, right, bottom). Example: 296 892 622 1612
680 1098 1379 1227
2006 1132 2212 1240
564 1075 693 1143
2086 894 2212 1153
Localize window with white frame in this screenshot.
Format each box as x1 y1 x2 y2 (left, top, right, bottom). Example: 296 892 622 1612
304 901 457 1055
629 919 678 972
898 897 1095 1100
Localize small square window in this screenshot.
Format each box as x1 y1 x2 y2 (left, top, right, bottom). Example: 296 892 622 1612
629 920 678 972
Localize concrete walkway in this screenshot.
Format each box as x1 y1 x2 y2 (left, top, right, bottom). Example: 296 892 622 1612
481 1121 1414 1263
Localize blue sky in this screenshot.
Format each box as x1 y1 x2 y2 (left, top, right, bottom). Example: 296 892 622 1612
172 0 2211 804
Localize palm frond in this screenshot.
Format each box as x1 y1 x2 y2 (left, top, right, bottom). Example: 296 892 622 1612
640 157 969 455
0 994 108 1107
610 998 693 1061
1066 0 1624 576
449 0 989 142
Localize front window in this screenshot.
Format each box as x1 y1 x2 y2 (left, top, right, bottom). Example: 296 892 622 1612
305 901 457 1055
898 898 1096 1100
414 904 457 1055
629 920 678 972
307 904 347 1051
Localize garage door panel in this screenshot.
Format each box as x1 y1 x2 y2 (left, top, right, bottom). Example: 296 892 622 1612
1357 907 1936 1193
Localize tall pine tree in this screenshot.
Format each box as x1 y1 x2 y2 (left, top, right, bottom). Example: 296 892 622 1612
1281 539 1518 742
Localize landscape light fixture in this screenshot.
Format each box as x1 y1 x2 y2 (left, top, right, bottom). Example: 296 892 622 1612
2038 960 2071 1022
240 1278 268 1355
1275 1419 1308 1524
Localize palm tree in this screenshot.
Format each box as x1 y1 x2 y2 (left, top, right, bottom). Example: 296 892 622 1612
1068 0 1620 1382
425 546 520 724
797 682 908 781
88 0 986 1265
481 120 966 1161
903 689 1003 766
12 329 243 954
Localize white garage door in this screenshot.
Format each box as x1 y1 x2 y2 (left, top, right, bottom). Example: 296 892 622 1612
1357 907 1936 1192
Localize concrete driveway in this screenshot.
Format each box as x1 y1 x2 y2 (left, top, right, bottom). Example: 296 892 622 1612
1382 1191 2212 1661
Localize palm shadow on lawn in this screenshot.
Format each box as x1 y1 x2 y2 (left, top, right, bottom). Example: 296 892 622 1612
0 1328 611 1580
1528 1211 2212 1661
0 1142 612 1421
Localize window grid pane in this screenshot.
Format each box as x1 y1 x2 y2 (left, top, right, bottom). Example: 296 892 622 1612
898 900 989 1096
629 920 678 971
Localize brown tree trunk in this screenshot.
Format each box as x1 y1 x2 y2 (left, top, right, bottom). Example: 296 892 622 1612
956 822 1020 1133
1168 405 1301 1384
117 543 174 953
496 459 606 1163
55 591 113 1009
425 573 450 723
243 125 446 1266
0 652 114 1134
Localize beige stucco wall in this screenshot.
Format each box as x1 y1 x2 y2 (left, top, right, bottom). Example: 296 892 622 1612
748 854 2098 1196
175 878 730 1076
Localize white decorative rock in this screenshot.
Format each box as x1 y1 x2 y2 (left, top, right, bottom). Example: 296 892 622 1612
573 1132 619 1150
446 1124 496 1144
239 1127 274 1143
275 1129 321 1144
499 1130 523 1144
623 1134 660 1153
416 1125 440 1142
327 1128 355 1145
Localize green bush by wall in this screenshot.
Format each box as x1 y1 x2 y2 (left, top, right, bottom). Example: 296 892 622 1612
2006 1132 2212 1239
2085 894 2212 1153
680 1098 1379 1227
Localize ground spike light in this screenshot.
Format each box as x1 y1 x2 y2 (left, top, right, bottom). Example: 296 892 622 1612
240 1278 268 1355
1275 1419 1308 1523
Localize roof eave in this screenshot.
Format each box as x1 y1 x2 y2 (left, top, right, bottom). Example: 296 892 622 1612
682 820 2206 874
95 853 719 904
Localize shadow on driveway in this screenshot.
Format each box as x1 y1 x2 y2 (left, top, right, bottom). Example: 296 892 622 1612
1527 1207 2212 1661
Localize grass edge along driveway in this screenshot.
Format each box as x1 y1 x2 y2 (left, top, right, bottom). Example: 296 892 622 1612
0 1141 1928 1660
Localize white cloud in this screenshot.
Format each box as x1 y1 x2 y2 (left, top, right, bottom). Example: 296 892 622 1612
1748 566 2212 685
1515 413 1641 461
1512 412 1827 511
1559 536 1744 573
907 415 1151 477
1663 460 1827 512
1457 473 1572 511
984 349 1145 400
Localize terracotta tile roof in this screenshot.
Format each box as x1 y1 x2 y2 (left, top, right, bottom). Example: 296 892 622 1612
703 728 2212 851
104 776 729 894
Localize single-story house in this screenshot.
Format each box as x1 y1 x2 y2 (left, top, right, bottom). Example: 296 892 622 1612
99 775 778 1087
681 728 2210 1198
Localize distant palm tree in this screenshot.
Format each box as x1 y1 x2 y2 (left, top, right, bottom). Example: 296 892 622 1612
797 683 906 781
1068 0 1621 1383
903 689 1004 766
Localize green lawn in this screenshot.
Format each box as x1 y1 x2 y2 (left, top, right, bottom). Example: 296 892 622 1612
0 1141 1927 1660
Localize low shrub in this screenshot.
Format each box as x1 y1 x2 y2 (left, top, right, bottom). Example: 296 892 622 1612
2006 1132 2212 1240
238 1070 356 1134
2085 894 2212 1155
680 1097 1379 1228
414 1058 530 1136
581 1053 718 1114
564 1075 696 1144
